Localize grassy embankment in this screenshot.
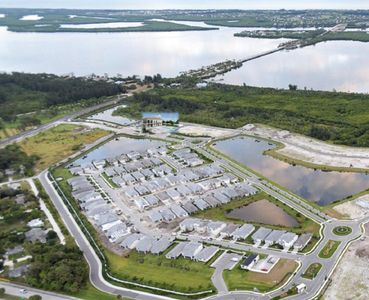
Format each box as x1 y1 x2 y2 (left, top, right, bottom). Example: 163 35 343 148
19 124 109 172
318 240 341 259
223 259 298 292
302 263 322 280
51 167 215 296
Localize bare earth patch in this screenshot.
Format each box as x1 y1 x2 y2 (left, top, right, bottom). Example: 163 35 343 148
246 124 369 170
178 123 234 138
333 198 369 220
324 225 369 300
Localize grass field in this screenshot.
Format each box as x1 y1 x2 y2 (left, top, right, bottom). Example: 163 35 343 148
302 263 322 280
19 124 109 171
319 240 341 259
223 259 298 292
72 282 125 300
105 249 214 292
194 192 320 236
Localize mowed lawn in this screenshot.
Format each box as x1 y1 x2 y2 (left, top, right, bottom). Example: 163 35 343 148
106 249 215 292
19 124 109 171
223 259 298 292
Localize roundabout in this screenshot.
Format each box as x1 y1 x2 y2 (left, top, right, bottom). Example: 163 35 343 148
333 226 352 236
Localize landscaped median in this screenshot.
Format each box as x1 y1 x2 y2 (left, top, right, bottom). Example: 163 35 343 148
302 263 322 280
318 240 341 259
332 226 352 236
50 167 216 298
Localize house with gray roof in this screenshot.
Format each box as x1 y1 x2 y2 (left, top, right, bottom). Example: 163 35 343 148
204 195 221 208
220 224 239 238
265 230 286 246
134 185 150 196
182 242 203 259
293 233 312 251
170 204 188 218
151 237 173 255
182 201 198 214
148 210 163 223
166 242 186 259
277 232 298 249
194 246 219 262
120 233 144 249
213 191 230 204
193 198 210 210
252 227 273 244
167 189 181 201
231 224 255 240
134 198 150 211
207 221 227 237
160 208 176 222
176 185 192 196
144 195 159 206
136 236 154 253
124 187 140 198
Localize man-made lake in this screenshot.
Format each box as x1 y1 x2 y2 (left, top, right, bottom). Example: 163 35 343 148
88 105 135 125
214 136 369 205
227 199 299 227
75 136 165 166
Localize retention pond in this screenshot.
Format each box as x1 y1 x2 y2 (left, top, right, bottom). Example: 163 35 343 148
213 136 369 205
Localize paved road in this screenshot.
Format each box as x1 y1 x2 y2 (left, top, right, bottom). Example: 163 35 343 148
27 178 66 244
0 94 128 148
0 281 77 300
39 170 176 300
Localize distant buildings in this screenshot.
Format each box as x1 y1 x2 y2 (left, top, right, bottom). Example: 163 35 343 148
142 112 179 129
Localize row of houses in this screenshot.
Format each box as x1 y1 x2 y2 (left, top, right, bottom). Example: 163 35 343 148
120 234 173 255
180 218 255 240
179 218 312 251
172 148 204 167
251 227 312 250
68 146 168 176
68 176 134 244
147 182 257 224
165 241 219 262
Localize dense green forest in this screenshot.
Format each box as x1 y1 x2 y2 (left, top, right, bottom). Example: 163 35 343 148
126 84 369 147
0 144 38 179
0 185 88 293
0 72 125 124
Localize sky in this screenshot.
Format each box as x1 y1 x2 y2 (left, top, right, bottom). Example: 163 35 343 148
1 0 369 10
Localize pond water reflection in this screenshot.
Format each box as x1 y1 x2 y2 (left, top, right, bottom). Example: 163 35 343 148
214 136 369 205
75 136 165 166
227 199 299 227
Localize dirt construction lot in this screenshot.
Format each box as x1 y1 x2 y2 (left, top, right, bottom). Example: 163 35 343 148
248 124 369 170
324 223 369 300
